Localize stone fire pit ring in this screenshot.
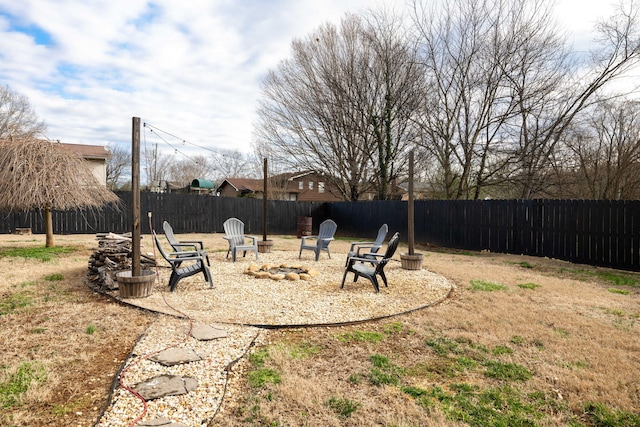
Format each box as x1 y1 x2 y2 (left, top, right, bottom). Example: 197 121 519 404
244 263 320 281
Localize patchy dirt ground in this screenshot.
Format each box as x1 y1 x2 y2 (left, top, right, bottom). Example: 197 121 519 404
1 233 638 426
216 247 640 426
0 234 155 427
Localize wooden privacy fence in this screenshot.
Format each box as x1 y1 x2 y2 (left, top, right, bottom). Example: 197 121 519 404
0 192 327 237
1 194 639 271
327 199 640 271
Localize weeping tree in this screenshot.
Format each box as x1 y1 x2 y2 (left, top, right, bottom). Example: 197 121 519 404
0 137 120 247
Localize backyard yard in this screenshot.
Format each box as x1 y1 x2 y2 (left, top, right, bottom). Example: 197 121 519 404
1 233 639 426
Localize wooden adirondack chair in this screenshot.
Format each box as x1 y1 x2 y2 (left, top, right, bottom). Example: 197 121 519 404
341 232 400 293
163 220 210 266
152 231 213 292
299 219 337 261
223 218 258 262
345 223 388 265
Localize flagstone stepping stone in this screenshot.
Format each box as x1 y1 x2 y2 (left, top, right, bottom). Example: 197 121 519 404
138 418 188 427
133 374 198 400
149 348 206 366
190 323 227 340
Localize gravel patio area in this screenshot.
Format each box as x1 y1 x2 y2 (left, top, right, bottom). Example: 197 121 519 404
107 235 454 327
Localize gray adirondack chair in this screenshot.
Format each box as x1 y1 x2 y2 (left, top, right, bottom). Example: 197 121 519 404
163 221 210 266
152 231 213 292
345 223 388 265
299 219 337 261
223 218 258 262
341 232 400 293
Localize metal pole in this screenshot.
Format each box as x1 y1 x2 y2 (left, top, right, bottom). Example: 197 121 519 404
131 117 141 277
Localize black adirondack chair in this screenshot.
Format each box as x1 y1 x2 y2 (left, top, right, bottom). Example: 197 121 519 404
341 232 400 293
153 231 213 292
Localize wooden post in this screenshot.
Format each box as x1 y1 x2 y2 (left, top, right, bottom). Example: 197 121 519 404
408 149 415 256
263 158 268 241
131 117 141 277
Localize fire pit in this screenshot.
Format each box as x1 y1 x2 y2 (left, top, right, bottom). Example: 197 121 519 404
244 263 320 281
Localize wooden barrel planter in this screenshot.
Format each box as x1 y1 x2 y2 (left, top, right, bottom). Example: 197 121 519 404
400 253 424 270
117 270 156 298
257 240 274 253
297 216 312 238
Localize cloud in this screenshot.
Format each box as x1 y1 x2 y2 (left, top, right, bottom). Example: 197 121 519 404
0 0 618 162
0 0 386 156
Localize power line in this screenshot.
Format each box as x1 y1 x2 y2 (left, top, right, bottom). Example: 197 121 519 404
143 122 245 159
144 125 201 164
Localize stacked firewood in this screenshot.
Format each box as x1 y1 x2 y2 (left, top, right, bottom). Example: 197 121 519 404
87 232 156 291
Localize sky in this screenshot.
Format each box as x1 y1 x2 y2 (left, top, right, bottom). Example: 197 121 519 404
0 0 623 163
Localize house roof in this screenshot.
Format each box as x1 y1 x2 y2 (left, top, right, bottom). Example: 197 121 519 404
270 171 317 182
219 178 263 192
60 143 111 160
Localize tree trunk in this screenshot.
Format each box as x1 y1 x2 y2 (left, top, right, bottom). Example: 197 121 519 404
45 205 54 247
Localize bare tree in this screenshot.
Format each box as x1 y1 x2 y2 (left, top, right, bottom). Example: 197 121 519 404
210 149 257 182
0 137 119 247
0 84 46 139
361 9 425 199
254 10 422 200
411 0 640 199
412 0 565 199
106 143 131 190
563 100 640 199
165 155 215 186
504 0 640 198
143 149 172 187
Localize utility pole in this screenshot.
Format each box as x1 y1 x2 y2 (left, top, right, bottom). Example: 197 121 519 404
153 143 158 185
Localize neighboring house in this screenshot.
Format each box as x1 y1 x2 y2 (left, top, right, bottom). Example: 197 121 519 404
150 179 216 194
216 178 264 198
281 172 403 201
216 172 343 202
60 143 110 186
272 171 343 202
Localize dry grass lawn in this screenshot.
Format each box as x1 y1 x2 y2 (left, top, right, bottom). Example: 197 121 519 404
1 233 639 426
